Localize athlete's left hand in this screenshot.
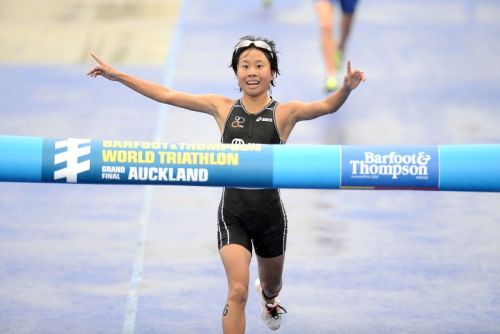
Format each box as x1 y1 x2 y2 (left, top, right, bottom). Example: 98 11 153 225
344 61 366 90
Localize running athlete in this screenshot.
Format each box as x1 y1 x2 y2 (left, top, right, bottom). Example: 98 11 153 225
88 35 365 333
315 0 359 92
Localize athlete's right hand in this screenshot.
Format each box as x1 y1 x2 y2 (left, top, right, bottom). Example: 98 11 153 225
87 53 119 81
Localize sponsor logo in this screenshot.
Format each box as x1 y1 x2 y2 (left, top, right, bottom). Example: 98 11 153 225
53 138 91 183
231 138 245 144
256 116 273 122
231 116 245 128
350 151 431 179
342 146 439 189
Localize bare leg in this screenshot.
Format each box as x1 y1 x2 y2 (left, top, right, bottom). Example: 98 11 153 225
315 0 337 77
220 244 252 334
257 254 285 301
339 13 355 53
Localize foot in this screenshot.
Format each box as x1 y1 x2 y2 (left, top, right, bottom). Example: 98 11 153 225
255 278 287 330
324 76 338 92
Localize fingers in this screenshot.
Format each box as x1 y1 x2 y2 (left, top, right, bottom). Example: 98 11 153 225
359 70 366 82
346 60 366 82
87 66 102 78
347 62 366 82
353 69 366 82
90 52 103 65
88 53 110 78
87 53 101 78
343 62 366 90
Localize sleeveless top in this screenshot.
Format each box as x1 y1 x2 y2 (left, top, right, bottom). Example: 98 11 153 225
221 98 282 145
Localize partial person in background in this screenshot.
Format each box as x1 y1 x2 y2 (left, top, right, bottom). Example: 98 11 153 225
262 0 273 8
315 0 359 92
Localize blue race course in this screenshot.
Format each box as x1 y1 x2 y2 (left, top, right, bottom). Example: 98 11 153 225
1 0 500 333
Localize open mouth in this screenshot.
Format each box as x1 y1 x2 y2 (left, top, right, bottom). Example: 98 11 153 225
246 80 260 87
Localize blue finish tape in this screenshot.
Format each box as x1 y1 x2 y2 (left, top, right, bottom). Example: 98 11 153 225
1 135 499 192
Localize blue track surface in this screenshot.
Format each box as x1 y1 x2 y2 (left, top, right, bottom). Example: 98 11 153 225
1 0 500 333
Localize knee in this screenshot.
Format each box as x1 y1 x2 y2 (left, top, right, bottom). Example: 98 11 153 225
227 284 248 305
319 23 333 36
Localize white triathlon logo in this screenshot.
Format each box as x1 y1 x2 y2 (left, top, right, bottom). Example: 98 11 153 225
54 138 91 183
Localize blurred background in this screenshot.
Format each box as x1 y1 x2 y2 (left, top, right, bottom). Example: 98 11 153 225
1 0 500 333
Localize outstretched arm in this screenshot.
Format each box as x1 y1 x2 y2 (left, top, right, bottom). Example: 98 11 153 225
87 53 230 116
285 60 366 122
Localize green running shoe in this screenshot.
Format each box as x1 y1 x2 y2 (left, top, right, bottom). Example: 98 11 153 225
325 76 338 92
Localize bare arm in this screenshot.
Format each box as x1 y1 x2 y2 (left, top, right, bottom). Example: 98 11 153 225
284 61 365 122
276 61 365 142
87 53 231 117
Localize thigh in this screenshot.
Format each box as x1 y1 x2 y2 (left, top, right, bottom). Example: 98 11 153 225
251 193 288 258
218 193 253 253
315 0 335 29
220 244 252 288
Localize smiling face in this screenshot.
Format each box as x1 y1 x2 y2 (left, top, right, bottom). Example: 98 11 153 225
236 48 274 97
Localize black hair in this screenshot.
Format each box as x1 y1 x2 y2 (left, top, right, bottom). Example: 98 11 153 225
230 35 280 87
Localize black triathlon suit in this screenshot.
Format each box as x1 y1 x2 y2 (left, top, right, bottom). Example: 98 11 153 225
217 98 288 258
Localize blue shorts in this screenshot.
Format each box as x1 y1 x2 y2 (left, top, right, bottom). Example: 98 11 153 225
317 0 359 14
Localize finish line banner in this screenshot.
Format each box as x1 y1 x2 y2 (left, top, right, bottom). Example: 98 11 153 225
40 138 272 188
1 135 500 192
